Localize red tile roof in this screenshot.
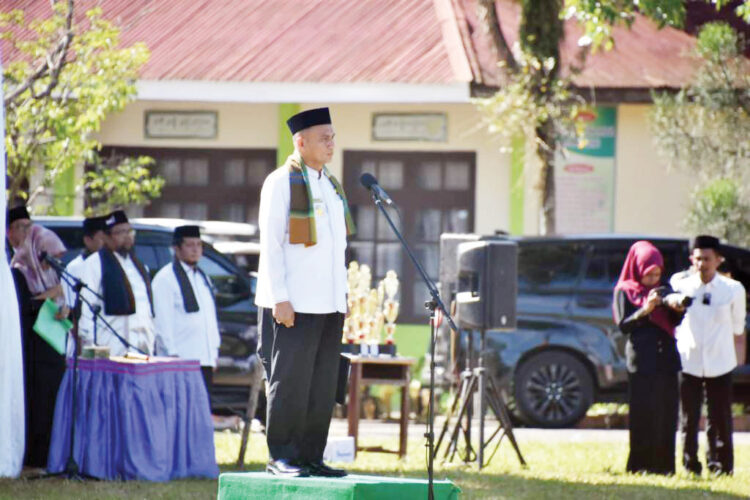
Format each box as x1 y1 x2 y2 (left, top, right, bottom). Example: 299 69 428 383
2 0 468 84
456 0 701 89
2 0 704 90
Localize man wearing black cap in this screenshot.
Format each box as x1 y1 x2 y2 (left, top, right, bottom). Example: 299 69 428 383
255 107 355 477
6 206 32 262
671 235 746 475
153 225 220 399
79 210 156 356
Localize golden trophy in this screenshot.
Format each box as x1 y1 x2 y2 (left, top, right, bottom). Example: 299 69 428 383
343 261 400 356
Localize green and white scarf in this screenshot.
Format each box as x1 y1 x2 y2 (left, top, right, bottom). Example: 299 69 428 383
286 152 356 246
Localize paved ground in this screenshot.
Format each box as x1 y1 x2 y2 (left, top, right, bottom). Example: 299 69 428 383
328 417 750 444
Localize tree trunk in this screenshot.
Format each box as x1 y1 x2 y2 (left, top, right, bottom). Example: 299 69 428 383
536 120 556 235
477 0 517 73
521 0 563 235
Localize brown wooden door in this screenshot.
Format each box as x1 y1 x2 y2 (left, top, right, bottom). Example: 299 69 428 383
343 150 475 323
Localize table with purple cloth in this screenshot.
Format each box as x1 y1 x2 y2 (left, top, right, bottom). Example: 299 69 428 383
47 357 219 481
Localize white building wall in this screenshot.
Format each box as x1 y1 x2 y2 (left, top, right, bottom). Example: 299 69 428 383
95 100 696 239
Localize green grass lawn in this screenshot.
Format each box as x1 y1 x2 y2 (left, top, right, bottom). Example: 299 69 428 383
1 430 748 499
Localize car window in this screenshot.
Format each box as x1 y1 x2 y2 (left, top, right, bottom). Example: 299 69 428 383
581 247 627 290
134 245 160 278
518 242 585 290
198 253 255 313
581 242 687 292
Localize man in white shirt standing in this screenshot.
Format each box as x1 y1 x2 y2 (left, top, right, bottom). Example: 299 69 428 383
153 225 220 402
79 210 156 356
255 107 355 478
671 235 747 476
63 215 106 356
64 216 107 308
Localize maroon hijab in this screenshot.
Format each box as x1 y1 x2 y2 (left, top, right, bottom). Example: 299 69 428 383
613 240 675 336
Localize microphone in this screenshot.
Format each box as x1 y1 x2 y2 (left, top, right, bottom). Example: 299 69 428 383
40 251 67 275
360 173 395 206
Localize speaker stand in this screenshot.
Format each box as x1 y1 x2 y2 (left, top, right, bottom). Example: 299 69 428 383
434 329 526 469
434 328 475 463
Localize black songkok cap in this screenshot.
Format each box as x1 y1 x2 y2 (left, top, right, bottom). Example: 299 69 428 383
104 210 129 230
7 206 30 227
286 107 332 135
174 225 201 243
83 216 107 235
690 234 721 252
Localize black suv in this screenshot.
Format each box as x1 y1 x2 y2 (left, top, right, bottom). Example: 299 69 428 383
443 235 750 428
35 217 259 411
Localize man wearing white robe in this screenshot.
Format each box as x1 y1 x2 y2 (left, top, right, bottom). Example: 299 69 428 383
153 225 220 398
79 211 155 356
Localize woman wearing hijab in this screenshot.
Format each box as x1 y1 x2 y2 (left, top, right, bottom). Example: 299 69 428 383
613 241 685 475
10 223 68 468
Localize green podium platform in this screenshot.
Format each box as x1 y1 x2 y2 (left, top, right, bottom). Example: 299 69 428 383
218 472 461 500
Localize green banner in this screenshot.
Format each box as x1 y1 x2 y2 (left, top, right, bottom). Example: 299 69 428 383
554 106 617 233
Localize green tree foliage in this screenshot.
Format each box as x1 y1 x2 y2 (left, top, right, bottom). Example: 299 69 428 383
1 0 162 213
84 154 164 216
474 0 586 234
650 23 750 246
565 0 750 50
685 179 750 246
475 0 749 235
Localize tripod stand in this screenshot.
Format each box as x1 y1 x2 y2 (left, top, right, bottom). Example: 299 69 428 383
434 329 526 469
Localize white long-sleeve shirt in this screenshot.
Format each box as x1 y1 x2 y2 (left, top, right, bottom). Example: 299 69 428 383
63 253 87 356
63 253 86 308
79 251 156 356
671 272 747 378
255 165 348 314
152 260 220 367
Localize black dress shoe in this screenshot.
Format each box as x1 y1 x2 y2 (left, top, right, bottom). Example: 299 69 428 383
306 461 347 477
267 459 309 477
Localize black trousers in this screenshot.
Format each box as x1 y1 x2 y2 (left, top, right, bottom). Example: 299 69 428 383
257 307 274 380
265 311 344 463
680 371 734 475
627 371 679 475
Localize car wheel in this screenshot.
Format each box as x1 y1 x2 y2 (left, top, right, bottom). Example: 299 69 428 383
514 351 594 428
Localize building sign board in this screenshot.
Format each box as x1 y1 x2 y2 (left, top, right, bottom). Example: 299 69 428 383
145 111 218 139
372 113 447 142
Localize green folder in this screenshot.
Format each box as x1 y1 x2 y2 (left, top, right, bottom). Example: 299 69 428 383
33 299 72 355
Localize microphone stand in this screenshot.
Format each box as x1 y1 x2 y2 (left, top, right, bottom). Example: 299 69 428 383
29 273 94 481
30 262 147 481
368 190 459 500
43 256 146 355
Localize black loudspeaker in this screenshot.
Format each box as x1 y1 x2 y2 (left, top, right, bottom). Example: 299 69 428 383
455 240 518 331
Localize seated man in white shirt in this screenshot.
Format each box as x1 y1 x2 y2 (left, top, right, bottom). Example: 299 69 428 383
79 210 156 356
153 225 220 403
671 235 747 476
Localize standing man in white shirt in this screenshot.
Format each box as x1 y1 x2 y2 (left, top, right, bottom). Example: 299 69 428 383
153 225 220 401
255 107 355 478
671 235 747 476
64 216 106 308
79 210 156 356
63 215 107 356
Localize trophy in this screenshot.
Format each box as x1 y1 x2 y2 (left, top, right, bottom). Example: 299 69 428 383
382 270 400 352
343 261 400 356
